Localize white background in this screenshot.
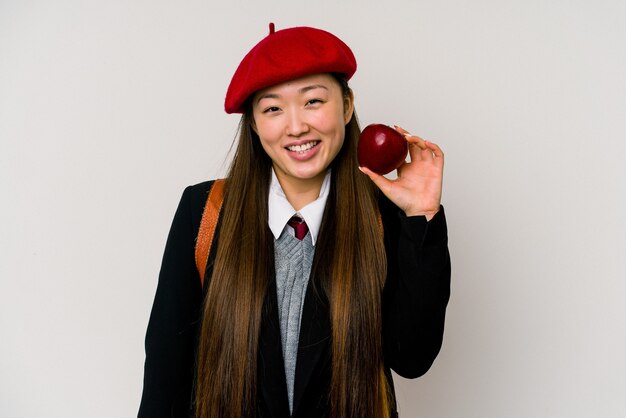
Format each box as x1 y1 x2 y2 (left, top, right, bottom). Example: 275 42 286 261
1 1 625 417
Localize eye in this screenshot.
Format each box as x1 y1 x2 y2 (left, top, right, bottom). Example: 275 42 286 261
306 98 324 106
263 106 281 114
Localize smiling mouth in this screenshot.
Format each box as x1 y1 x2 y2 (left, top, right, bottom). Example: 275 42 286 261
286 141 320 154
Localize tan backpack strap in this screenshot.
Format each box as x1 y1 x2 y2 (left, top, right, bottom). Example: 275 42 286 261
195 179 225 287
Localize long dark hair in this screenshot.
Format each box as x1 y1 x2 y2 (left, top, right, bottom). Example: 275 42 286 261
194 75 391 418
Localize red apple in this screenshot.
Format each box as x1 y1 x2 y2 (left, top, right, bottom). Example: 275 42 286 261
358 124 408 175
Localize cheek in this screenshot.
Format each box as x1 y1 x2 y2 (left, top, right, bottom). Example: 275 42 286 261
258 136 278 158
315 107 346 135
255 121 280 147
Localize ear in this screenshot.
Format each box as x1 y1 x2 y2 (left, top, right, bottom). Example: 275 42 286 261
343 89 355 124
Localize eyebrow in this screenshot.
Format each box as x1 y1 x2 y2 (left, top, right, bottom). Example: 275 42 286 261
299 84 328 94
255 84 329 104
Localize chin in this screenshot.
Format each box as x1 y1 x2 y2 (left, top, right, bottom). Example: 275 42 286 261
289 168 325 181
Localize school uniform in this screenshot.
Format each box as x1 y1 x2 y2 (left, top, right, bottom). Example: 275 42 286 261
138 177 451 418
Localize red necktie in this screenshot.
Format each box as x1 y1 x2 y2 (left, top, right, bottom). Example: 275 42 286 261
287 216 309 240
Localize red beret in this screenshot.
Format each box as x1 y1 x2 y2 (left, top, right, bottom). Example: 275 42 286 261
224 23 357 114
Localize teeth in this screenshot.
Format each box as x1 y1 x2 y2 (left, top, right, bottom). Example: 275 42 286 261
287 141 318 153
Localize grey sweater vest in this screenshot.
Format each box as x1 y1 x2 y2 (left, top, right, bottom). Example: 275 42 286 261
274 227 315 414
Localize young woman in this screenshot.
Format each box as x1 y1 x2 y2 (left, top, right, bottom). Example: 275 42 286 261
139 24 450 418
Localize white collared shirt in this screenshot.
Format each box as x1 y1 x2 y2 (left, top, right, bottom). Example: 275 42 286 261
267 169 331 246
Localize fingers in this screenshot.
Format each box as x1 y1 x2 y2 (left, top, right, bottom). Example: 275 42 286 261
394 125 427 149
394 125 444 163
393 125 410 136
358 166 394 196
427 140 444 159
394 125 426 162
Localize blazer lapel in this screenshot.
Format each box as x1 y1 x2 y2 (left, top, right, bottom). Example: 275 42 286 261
291 277 331 415
258 278 291 418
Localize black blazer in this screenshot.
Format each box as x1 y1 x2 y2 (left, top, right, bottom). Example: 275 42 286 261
138 180 451 418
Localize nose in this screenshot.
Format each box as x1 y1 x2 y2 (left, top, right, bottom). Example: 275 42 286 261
285 108 309 137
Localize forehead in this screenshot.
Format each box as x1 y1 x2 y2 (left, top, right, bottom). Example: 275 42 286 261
253 73 341 100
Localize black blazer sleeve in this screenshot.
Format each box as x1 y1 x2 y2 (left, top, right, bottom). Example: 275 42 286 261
380 196 451 378
138 182 212 418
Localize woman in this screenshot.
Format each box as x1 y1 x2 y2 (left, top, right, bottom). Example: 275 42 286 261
139 24 450 418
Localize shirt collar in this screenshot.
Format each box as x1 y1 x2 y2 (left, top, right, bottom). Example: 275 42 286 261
267 169 331 246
